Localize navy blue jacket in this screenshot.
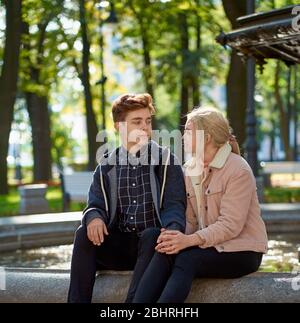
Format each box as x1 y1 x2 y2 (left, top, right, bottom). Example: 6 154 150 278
82 140 186 232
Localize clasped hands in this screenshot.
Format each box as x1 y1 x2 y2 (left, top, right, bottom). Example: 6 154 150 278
155 229 201 255
87 219 202 254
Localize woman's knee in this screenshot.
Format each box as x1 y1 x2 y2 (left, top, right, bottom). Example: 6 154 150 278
144 251 175 273
173 248 199 271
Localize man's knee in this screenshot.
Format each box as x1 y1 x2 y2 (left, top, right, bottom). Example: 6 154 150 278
138 227 161 252
140 227 161 243
74 225 90 245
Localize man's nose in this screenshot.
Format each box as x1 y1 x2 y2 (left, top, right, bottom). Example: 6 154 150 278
141 122 148 131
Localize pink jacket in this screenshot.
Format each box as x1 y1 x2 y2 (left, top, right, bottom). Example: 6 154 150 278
185 143 268 253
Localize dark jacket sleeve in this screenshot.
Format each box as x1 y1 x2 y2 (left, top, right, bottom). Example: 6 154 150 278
82 165 109 227
160 154 186 232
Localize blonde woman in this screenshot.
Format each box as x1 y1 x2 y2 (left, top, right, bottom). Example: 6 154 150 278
132 107 268 303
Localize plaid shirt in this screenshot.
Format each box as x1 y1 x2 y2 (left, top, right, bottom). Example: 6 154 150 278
116 144 160 233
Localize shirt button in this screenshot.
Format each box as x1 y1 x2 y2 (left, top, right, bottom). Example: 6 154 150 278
132 228 136 231
132 183 136 187
133 166 136 170
133 200 136 204
130 217 134 220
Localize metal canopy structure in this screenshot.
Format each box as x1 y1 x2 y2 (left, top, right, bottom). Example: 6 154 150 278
214 5 300 178
217 5 300 70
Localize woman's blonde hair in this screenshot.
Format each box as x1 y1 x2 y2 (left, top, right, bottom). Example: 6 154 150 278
187 107 240 155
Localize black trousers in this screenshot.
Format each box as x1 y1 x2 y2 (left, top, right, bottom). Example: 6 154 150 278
67 225 161 303
132 247 263 303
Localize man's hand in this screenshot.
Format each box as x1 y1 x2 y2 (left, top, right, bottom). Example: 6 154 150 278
87 218 108 246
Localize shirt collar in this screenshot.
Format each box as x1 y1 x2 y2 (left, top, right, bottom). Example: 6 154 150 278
209 143 232 169
118 142 150 165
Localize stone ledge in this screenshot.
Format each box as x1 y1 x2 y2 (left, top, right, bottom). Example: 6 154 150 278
1 204 300 252
0 268 299 303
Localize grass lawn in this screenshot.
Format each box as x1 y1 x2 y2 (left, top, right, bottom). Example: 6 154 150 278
264 187 300 203
0 186 85 217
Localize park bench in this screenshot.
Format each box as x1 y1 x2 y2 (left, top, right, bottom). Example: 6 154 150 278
60 172 93 211
260 161 300 187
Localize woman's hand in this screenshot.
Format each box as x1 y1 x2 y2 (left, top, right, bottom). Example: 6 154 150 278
156 230 202 255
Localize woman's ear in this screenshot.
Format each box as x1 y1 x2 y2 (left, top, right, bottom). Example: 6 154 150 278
205 133 212 144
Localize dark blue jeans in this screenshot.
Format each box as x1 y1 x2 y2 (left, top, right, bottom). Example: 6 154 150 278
67 225 161 303
132 247 263 303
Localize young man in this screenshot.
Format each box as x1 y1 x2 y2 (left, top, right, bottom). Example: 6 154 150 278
67 93 186 303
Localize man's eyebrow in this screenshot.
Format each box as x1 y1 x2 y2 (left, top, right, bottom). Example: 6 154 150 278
131 117 143 121
130 117 152 121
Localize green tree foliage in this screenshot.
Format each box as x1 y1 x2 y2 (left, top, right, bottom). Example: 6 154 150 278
255 0 300 161
51 111 77 169
1 0 300 196
114 0 227 130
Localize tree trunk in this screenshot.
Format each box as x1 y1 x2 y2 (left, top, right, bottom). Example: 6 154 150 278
222 0 248 149
294 65 298 161
140 30 154 100
192 1 201 107
269 91 276 161
79 0 99 170
287 67 292 157
26 93 52 181
0 0 22 194
129 2 157 129
140 27 157 130
179 13 189 131
274 62 293 161
21 20 53 182
270 121 275 161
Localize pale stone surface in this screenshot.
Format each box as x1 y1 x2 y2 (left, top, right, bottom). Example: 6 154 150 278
19 184 49 215
1 204 300 252
0 269 299 303
0 212 81 252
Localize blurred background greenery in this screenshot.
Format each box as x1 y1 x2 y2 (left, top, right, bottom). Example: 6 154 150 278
0 0 300 215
